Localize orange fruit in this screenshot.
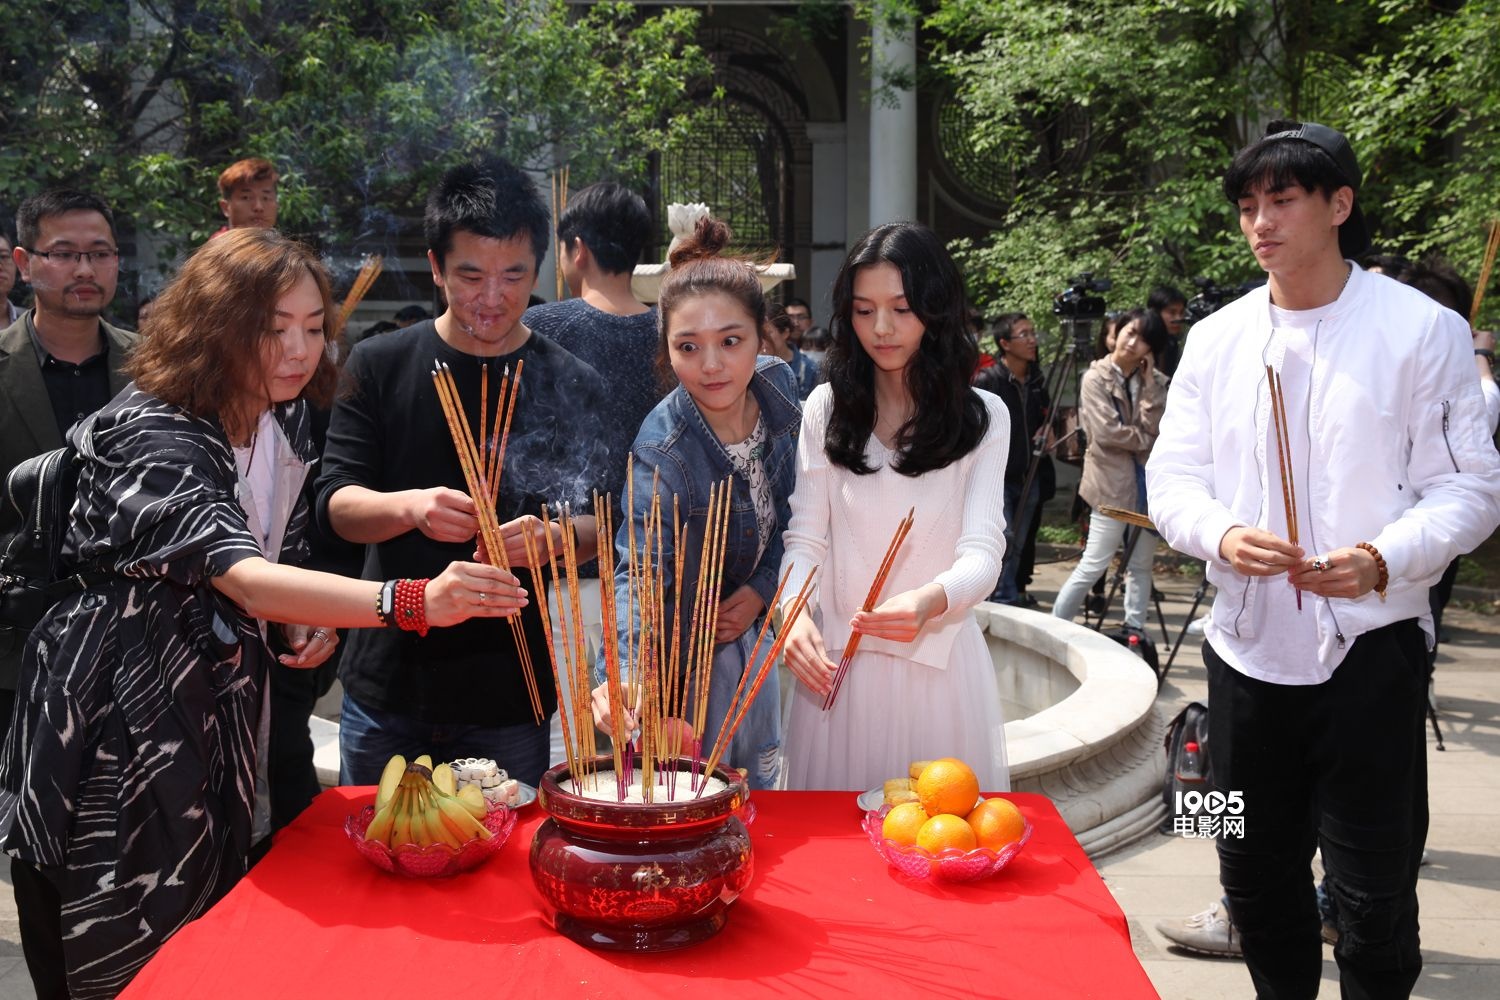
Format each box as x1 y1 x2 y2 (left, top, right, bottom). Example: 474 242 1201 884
915 813 978 854
916 758 980 817
881 801 929 846
966 797 1025 850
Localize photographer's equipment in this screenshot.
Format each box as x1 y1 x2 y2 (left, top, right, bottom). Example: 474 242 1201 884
1004 274 1112 570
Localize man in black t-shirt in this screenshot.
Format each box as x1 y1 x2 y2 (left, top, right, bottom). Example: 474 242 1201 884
317 159 609 787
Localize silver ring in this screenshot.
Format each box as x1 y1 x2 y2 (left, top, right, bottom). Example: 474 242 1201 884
312 628 329 640
1312 556 1331 572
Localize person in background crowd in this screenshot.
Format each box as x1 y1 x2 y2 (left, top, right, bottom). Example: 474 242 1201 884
784 296 814 348
974 312 1052 608
317 157 610 789
1051 310 1166 631
1148 285 1188 377
0 232 21 326
214 157 279 235
1096 311 1123 358
801 324 831 368
761 301 821 400
778 222 1010 792
1 190 137 732
394 304 431 328
522 182 660 741
590 217 801 789
0 228 521 999
1148 120 1500 999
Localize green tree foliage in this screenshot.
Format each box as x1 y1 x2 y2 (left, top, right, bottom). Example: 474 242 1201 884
0 0 708 273
926 0 1500 328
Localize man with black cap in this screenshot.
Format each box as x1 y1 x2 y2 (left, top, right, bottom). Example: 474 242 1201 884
1146 121 1500 997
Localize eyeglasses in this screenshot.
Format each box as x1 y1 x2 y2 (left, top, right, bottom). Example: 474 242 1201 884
1006 330 1038 340
26 248 120 266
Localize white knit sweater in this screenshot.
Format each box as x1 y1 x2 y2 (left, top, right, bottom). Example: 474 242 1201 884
778 385 1010 670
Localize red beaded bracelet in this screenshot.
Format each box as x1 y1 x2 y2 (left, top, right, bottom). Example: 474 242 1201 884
393 577 431 636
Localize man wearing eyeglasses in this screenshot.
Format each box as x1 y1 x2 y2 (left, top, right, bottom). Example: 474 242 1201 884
1 189 136 725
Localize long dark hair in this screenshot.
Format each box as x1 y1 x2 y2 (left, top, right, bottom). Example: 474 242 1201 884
824 223 988 476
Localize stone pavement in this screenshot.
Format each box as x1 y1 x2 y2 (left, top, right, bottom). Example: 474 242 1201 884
0 546 1494 999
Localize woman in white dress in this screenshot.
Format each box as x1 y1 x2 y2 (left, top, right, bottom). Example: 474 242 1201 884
778 222 1011 791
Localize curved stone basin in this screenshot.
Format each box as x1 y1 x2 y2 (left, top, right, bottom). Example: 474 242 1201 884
979 603 1165 851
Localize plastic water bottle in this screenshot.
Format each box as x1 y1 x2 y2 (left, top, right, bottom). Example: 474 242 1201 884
1176 740 1205 784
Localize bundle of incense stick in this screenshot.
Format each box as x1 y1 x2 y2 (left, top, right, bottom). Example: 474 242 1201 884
527 465 821 802
337 254 384 331
551 166 570 302
430 359 544 720
1472 219 1500 326
823 507 916 711
1098 504 1156 531
1265 364 1301 612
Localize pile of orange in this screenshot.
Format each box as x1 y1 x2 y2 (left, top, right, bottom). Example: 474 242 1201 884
880 757 1025 854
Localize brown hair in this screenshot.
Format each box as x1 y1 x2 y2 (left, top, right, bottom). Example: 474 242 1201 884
129 228 338 442
655 217 770 386
217 157 279 198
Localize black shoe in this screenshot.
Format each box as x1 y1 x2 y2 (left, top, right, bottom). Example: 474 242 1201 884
1016 592 1040 609
1085 593 1108 616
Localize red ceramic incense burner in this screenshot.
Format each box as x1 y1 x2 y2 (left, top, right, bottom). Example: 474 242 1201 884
529 755 753 951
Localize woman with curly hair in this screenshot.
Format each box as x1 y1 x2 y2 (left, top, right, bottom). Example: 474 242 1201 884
0 228 522 999
777 222 1011 791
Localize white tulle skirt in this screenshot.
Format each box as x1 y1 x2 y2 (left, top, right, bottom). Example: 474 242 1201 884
781 623 1009 792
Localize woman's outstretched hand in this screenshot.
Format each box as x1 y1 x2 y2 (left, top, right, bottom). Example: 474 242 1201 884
425 561 528 627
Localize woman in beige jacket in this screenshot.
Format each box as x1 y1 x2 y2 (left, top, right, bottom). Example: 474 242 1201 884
1052 310 1168 629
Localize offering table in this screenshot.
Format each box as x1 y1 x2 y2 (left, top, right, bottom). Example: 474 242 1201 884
121 787 1157 999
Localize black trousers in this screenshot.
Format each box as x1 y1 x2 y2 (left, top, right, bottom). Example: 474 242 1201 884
1206 620 1428 1000
12 858 69 999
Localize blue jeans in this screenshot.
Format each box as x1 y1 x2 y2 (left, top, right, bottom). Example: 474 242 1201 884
1052 510 1156 628
338 693 552 787
700 629 782 790
993 478 1041 603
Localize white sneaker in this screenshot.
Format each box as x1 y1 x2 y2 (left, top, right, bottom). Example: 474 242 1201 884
1156 900 1243 957
1185 615 1208 636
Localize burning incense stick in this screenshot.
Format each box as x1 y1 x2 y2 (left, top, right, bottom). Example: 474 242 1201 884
431 360 545 720
337 255 383 331
1473 220 1500 326
823 508 916 711
1266 365 1302 611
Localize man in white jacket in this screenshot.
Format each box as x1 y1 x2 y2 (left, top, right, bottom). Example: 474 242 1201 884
1146 120 1500 999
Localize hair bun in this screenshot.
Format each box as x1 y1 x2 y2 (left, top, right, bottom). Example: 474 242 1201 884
668 216 733 269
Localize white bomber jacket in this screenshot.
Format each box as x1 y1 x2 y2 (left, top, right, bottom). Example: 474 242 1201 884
1146 265 1500 656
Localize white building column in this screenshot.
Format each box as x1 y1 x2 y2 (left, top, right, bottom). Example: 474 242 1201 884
805 122 848 322
867 16 917 227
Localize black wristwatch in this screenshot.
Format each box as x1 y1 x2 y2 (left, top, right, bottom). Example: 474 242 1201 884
1477 348 1495 363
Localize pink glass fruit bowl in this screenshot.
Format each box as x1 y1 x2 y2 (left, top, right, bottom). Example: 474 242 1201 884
344 802 516 878
862 804 1033 883
529 755 753 952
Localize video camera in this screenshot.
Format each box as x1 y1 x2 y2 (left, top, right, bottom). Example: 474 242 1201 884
1186 276 1246 322
1053 273 1111 353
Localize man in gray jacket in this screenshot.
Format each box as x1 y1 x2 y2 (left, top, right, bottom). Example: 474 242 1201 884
1147 122 1500 998
0 190 135 726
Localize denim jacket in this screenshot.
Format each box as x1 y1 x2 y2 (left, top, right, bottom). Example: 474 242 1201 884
599 355 801 683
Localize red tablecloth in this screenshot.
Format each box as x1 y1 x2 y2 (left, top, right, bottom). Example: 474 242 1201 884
123 787 1156 1000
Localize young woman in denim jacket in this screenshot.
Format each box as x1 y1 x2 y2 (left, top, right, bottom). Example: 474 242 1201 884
590 218 800 788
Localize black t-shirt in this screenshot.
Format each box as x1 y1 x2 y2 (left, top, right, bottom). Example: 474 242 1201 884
315 321 610 725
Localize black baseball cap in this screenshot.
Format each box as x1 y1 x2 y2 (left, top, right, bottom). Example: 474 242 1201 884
1260 121 1371 258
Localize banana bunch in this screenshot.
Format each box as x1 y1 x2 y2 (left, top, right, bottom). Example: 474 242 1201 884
365 754 493 850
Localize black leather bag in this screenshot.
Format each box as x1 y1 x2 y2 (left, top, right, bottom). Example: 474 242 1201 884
0 447 104 633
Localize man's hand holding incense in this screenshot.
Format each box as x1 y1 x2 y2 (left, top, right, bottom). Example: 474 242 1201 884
1287 546 1380 598
850 583 948 642
495 514 552 567
783 614 836 696
715 585 764 644
590 681 640 738
1219 526 1303 576
408 486 478 543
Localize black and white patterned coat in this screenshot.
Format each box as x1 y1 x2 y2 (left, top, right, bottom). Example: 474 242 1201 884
0 387 314 998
